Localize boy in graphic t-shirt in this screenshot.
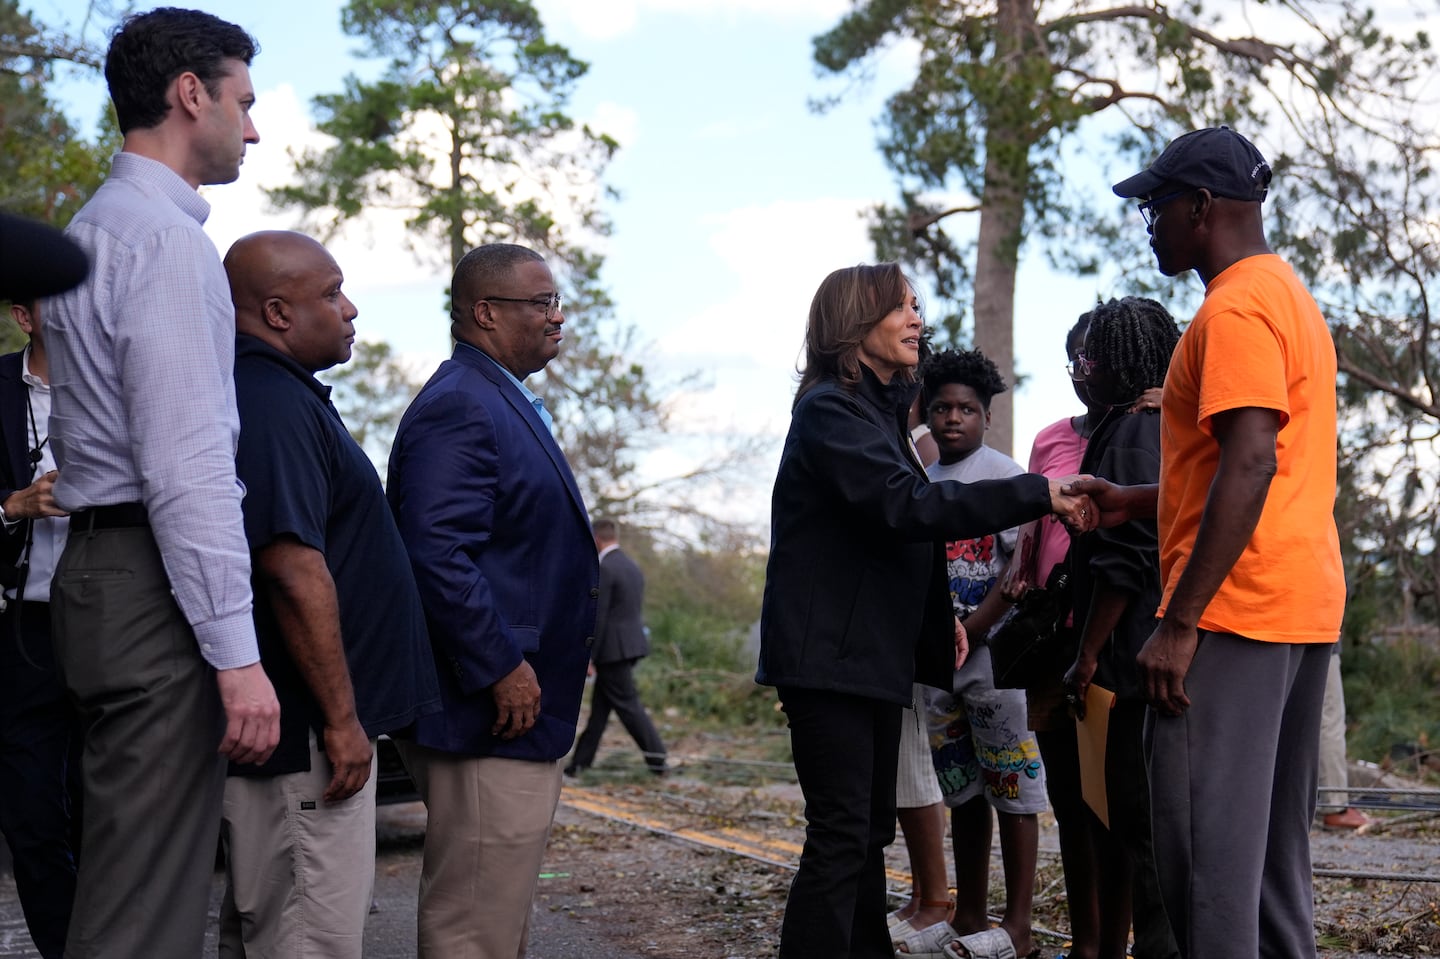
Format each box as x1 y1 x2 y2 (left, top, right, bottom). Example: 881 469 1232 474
904 349 1044 959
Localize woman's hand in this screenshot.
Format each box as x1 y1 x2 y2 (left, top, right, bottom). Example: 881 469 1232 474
1048 475 1096 533
1129 387 1163 413
953 616 969 670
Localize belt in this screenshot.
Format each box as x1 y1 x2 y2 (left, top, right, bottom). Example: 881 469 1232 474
70 502 149 531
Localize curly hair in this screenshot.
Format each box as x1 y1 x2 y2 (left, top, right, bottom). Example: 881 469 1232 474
1083 296 1181 403
920 348 1008 410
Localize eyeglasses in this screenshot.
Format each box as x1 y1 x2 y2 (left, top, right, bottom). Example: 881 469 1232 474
1136 189 1191 228
481 293 563 322
1066 351 1098 381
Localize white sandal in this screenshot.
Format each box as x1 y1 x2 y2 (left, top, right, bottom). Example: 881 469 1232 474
893 921 958 959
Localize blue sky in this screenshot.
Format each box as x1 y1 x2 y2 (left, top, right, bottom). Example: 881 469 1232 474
34 0 1182 523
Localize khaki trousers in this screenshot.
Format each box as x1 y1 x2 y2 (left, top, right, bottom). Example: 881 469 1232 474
397 743 563 959
1316 650 1348 812
219 732 378 959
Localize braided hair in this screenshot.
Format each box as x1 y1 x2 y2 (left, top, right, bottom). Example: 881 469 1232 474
1083 296 1181 404
920 348 1008 410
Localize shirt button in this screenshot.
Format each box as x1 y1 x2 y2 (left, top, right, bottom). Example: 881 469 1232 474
202 643 213 653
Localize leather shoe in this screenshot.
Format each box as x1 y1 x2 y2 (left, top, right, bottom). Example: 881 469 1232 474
1321 807 1373 830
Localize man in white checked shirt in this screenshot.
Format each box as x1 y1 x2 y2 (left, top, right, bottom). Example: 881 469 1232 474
43 9 280 958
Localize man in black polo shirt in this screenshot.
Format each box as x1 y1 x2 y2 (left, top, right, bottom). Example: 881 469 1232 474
220 230 440 958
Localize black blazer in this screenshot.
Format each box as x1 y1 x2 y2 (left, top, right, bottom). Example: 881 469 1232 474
593 547 649 665
0 350 34 585
757 366 1053 705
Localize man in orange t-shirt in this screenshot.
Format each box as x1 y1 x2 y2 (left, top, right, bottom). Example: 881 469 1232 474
1071 126 1343 959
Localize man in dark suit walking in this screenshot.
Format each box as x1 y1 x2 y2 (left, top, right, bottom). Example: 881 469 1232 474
567 518 667 776
388 243 598 959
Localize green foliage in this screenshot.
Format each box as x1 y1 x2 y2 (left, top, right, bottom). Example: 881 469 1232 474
268 0 616 274
1264 60 1440 617
325 339 424 478
627 533 778 731
813 0 1424 453
273 0 740 528
0 1 113 348
0 0 114 226
1342 639 1440 773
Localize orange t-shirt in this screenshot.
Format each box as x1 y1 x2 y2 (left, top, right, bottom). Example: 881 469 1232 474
1157 254 1345 643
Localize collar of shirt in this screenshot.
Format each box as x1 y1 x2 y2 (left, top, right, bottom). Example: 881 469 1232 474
235 334 334 405
460 342 554 433
598 543 619 562
20 345 46 392
109 151 211 226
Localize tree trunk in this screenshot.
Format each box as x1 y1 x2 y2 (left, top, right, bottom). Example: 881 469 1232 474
448 119 465 275
971 0 1036 457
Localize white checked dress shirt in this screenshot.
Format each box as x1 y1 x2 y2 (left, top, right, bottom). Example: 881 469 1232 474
0 348 70 603
45 152 259 670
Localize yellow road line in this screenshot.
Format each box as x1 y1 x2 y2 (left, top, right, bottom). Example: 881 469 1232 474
560 787 911 885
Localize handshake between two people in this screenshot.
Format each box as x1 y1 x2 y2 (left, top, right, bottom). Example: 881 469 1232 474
1046 474 1100 535
1056 475 1155 532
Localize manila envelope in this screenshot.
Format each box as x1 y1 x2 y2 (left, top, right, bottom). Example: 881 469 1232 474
1076 683 1118 828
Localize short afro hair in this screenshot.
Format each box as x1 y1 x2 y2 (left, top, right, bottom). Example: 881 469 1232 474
920 348 1008 409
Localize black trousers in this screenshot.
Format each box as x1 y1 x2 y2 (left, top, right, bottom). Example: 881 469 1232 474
569 658 666 772
0 600 80 959
777 687 902 959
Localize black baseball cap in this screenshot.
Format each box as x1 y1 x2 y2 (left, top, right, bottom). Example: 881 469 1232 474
0 212 90 302
1112 126 1272 202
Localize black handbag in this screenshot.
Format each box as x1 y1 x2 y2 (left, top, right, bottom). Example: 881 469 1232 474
986 561 1073 690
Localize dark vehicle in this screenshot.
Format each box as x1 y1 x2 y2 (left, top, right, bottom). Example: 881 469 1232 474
376 736 420 806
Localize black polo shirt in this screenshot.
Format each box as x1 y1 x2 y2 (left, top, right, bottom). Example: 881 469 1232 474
232 335 439 776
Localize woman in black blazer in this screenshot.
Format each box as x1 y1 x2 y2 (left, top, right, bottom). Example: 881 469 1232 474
757 263 1090 959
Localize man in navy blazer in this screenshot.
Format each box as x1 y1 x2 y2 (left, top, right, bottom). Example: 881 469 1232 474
388 243 597 959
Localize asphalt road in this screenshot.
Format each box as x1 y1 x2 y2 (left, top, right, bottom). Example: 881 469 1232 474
0 801 648 959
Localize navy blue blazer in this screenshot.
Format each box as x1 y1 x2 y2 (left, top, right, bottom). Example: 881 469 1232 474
0 351 35 582
388 342 598 761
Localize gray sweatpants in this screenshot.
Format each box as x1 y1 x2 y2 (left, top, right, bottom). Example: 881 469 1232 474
1145 631 1332 959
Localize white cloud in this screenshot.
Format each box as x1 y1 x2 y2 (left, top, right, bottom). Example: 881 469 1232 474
664 197 873 364
201 83 449 295
588 100 641 149
649 197 874 439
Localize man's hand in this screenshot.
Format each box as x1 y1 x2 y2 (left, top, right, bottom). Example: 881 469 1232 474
1061 476 1153 528
1137 619 1200 717
3 471 68 520
321 718 374 802
1047 475 1096 533
216 663 281 765
1062 651 1098 720
492 660 541 739
953 616 969 670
